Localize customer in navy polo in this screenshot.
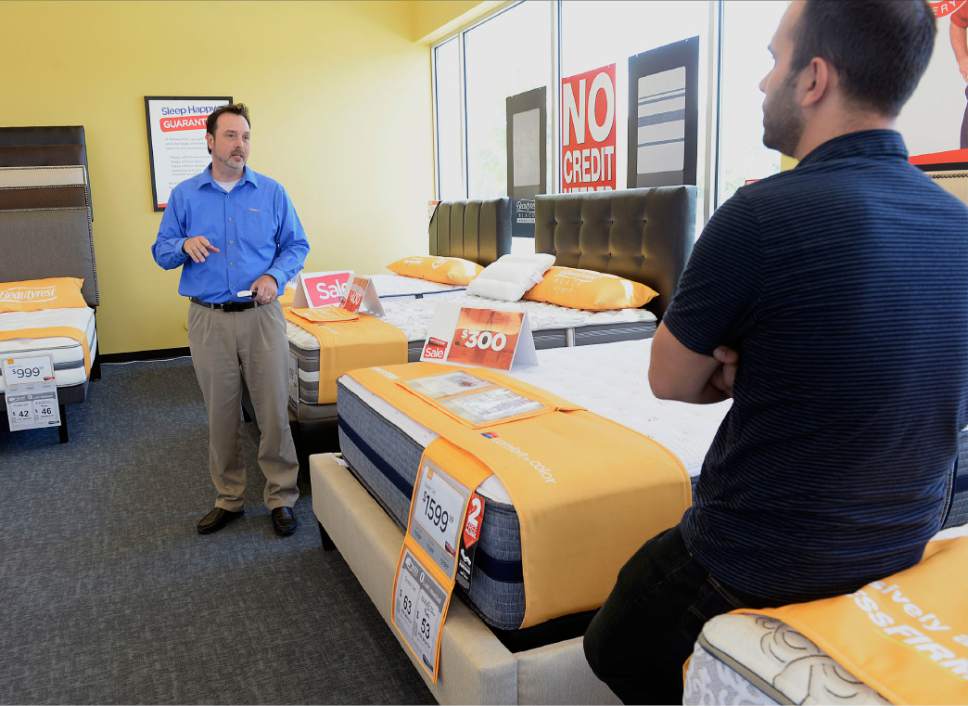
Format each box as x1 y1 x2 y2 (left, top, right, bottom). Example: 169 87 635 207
584 2 968 703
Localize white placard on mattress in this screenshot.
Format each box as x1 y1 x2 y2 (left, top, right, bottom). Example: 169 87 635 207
0 307 96 392
340 338 730 503
287 294 657 351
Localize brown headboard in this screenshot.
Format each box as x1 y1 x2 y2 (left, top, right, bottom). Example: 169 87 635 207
428 197 512 267
535 186 697 318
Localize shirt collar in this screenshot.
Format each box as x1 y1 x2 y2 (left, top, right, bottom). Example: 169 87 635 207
797 129 908 168
197 164 259 189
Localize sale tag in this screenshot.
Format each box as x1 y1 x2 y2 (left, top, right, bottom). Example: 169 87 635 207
420 303 538 370
3 355 60 431
410 459 469 577
456 492 485 592
341 276 385 317
392 547 451 680
292 270 353 308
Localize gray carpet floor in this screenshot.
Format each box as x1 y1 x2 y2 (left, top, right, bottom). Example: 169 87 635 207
0 357 434 704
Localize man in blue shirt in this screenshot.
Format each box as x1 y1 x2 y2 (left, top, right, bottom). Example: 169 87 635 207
584 2 968 703
152 103 309 537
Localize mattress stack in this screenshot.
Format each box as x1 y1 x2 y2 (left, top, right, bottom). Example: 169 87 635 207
0 126 98 408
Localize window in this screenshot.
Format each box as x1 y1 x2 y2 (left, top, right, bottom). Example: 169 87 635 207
716 0 787 206
434 38 464 201
463 1 553 200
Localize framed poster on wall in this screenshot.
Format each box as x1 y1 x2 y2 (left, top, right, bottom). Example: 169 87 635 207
506 86 547 237
627 37 698 188
144 95 231 210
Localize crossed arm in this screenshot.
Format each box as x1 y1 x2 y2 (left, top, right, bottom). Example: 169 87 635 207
648 323 738 404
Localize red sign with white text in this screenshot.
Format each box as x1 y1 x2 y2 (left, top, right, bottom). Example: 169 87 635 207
561 63 617 192
341 276 369 313
446 308 523 371
302 271 352 308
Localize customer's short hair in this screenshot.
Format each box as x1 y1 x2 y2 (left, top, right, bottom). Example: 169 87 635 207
790 0 936 117
205 103 250 138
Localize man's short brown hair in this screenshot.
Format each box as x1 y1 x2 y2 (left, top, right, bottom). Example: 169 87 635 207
206 103 250 139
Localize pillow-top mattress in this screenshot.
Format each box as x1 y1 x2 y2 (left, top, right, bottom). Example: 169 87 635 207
0 307 96 394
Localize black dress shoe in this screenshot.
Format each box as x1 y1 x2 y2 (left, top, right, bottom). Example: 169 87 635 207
197 507 243 534
271 506 298 536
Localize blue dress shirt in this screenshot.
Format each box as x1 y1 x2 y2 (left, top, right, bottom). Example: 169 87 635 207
152 165 309 303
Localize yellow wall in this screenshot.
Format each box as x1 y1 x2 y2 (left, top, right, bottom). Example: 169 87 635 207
410 0 508 43
1 1 434 354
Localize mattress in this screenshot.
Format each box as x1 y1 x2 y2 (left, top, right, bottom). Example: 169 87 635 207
289 295 658 410
683 521 968 706
337 338 730 630
368 273 466 300
0 306 97 394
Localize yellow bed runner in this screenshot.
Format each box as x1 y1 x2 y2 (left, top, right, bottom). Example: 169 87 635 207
0 326 91 377
741 537 968 705
284 307 407 404
348 362 692 628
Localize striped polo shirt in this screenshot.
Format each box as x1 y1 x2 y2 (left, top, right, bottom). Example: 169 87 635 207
664 130 968 603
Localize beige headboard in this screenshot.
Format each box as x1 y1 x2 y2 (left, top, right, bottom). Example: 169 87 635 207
927 170 968 205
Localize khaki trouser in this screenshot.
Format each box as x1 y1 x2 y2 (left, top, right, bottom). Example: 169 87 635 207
187 300 298 511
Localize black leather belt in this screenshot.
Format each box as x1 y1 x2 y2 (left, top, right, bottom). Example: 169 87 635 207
190 298 259 312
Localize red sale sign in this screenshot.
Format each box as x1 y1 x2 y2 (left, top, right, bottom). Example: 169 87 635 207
300 271 352 308
561 63 617 193
446 308 523 371
341 276 369 313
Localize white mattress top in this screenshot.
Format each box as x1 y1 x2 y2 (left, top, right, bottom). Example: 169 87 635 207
288 294 657 351
0 307 96 352
340 338 731 502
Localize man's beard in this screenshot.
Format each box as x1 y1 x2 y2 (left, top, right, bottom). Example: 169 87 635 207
762 75 804 157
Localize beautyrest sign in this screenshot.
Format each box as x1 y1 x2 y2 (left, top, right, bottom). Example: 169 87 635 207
561 64 616 192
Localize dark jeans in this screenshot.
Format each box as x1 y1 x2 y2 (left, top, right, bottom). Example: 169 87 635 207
583 524 783 705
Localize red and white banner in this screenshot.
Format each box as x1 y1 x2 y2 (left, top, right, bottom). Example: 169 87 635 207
561 64 617 192
293 270 352 308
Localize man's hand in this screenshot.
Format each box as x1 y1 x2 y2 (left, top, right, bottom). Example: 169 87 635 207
183 236 220 263
708 345 739 398
251 275 278 305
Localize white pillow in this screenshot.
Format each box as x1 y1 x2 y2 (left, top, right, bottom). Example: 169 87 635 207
467 253 555 302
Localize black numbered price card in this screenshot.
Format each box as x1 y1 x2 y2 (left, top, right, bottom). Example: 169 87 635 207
3 355 60 432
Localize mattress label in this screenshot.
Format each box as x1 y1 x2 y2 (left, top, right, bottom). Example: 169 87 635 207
392 548 449 679
456 492 485 592
3 354 60 431
410 459 469 577
391 446 491 683
403 371 549 429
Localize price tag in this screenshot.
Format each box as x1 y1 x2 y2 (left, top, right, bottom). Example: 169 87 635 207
393 548 449 678
456 492 485 592
340 276 385 317
420 304 537 369
3 355 60 432
2 355 54 385
292 270 353 308
410 459 469 577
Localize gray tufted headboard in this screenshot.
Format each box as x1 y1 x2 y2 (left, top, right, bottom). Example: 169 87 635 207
428 197 512 267
535 187 697 318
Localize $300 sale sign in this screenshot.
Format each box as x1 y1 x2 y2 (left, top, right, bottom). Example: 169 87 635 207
446 307 523 370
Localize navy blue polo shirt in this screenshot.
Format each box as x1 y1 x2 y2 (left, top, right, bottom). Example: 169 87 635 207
664 130 968 603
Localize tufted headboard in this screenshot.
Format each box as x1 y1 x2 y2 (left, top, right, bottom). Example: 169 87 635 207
429 197 512 267
535 187 697 318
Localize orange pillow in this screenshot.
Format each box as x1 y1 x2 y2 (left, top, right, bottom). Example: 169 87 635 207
524 266 658 311
387 256 483 286
0 277 87 313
